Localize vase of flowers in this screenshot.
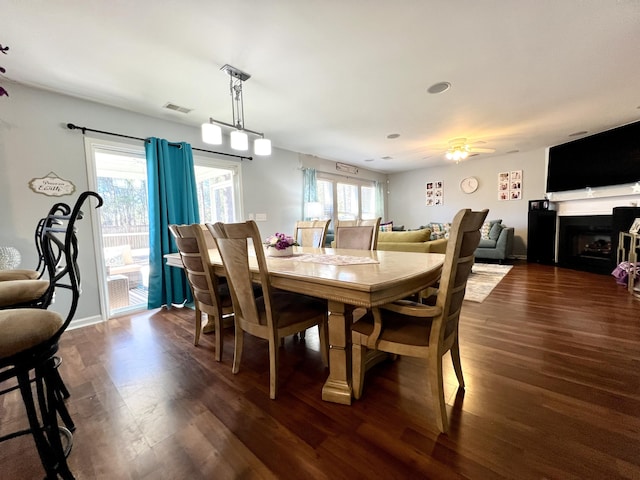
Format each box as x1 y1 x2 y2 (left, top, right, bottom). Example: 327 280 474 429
264 233 298 257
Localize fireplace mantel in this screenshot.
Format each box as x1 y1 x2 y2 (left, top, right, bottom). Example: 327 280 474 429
547 182 640 217
552 194 639 217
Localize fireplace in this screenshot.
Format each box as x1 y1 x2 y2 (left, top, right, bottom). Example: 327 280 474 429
557 215 614 274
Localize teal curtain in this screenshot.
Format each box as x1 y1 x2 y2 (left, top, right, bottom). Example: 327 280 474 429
146 137 200 309
302 168 317 219
375 180 385 220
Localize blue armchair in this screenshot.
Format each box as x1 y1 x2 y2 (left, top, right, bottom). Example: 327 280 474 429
474 220 514 263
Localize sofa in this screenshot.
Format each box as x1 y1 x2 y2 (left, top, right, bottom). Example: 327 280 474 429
377 228 448 253
104 245 143 288
474 219 514 262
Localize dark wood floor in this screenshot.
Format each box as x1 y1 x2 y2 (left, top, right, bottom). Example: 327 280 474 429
1 262 639 479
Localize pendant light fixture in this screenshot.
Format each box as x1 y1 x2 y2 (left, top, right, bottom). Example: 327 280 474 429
201 64 271 156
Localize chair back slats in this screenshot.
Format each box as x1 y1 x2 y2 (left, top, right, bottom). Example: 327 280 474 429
334 218 381 250
432 209 488 347
207 221 270 330
169 223 233 353
169 225 220 308
294 219 330 248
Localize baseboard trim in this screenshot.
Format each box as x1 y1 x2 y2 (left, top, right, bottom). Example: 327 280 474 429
69 314 105 330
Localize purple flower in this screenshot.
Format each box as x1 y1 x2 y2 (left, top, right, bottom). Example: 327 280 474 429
265 232 299 250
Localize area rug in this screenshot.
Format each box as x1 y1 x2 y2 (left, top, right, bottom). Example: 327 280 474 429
464 263 513 303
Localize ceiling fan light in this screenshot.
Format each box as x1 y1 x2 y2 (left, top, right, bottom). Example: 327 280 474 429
230 130 248 150
446 151 453 160
254 137 272 156
461 151 469 159
201 123 222 145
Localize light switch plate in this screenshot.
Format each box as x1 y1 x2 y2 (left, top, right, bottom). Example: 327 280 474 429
255 213 267 221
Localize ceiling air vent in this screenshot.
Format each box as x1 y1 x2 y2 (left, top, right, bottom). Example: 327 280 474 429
163 102 192 114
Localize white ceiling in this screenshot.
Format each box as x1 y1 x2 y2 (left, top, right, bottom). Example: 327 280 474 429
3 0 640 173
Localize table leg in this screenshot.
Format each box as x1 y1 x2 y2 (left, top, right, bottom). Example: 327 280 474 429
322 300 354 404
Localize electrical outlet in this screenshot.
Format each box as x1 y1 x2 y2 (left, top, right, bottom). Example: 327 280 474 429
248 213 254 220
255 213 267 221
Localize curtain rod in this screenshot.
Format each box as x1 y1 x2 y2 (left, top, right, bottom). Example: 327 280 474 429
66 123 253 161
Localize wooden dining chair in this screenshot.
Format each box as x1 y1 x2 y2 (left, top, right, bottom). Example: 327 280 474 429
206 220 329 399
168 224 234 359
351 208 488 433
334 217 381 250
293 219 331 248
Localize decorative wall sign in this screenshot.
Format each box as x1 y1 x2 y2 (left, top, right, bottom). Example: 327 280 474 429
498 170 522 201
29 172 76 197
336 162 359 174
426 180 444 206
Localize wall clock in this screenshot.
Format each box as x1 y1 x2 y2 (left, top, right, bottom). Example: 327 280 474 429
460 176 479 194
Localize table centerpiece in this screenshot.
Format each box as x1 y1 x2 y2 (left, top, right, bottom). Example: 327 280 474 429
264 232 298 257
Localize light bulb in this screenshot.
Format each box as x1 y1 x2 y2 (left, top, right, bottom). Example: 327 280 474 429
201 123 222 144
230 130 248 150
254 138 272 156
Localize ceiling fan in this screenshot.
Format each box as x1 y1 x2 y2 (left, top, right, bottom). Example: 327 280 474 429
444 137 495 162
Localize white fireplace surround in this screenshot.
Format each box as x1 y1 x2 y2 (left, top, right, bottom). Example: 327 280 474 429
547 183 640 217
547 184 640 265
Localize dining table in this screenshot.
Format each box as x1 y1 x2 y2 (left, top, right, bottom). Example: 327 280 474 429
165 246 444 405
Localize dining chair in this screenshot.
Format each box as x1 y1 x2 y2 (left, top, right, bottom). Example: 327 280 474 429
334 217 381 250
293 219 331 248
168 224 234 359
206 220 329 399
351 208 488 433
0 190 103 479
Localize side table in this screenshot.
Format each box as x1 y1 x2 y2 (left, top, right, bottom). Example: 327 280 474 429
107 274 130 309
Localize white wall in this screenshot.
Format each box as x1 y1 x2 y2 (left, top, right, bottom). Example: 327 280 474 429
0 85 305 321
0 84 385 322
387 149 548 257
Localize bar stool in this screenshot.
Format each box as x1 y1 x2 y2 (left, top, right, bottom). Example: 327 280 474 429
0 191 102 479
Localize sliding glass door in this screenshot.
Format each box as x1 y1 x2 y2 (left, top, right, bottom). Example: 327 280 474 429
85 137 243 319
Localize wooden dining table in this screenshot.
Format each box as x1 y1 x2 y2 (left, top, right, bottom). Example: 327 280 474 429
165 246 444 405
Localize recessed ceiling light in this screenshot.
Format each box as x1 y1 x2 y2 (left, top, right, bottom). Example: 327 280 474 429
427 82 451 94
568 130 588 137
387 133 400 139
381 156 393 160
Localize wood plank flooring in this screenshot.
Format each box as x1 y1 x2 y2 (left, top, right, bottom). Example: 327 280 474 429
1 262 639 479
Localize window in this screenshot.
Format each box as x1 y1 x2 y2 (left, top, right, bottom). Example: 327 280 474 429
316 174 378 227
361 185 376 220
337 183 358 220
194 162 241 223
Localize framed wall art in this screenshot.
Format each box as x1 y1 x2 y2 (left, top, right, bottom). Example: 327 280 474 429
426 180 444 206
498 170 522 201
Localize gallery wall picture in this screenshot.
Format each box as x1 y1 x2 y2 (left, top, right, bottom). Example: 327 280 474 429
426 180 444 206
498 170 522 201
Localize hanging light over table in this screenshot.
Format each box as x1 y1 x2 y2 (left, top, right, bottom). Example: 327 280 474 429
201 64 271 156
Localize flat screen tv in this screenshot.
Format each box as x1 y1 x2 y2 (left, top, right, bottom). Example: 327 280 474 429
546 120 640 192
